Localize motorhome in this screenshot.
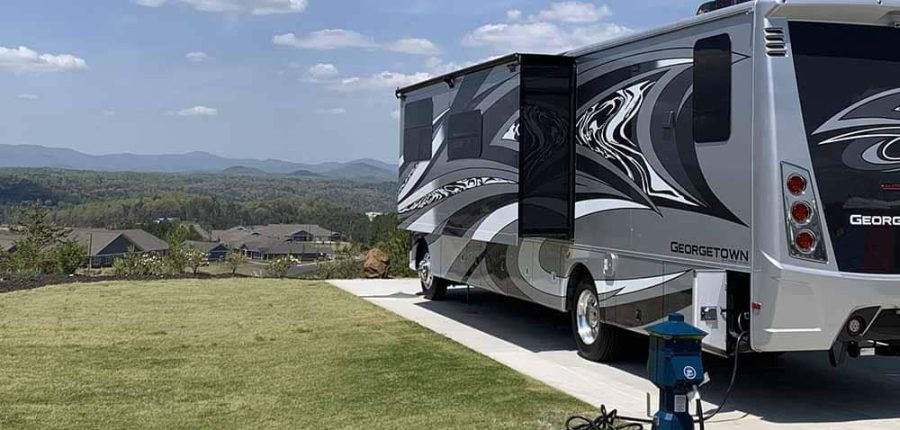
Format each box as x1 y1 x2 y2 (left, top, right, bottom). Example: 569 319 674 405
395 0 900 364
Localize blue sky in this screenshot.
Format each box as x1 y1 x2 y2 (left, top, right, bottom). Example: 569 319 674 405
0 0 697 163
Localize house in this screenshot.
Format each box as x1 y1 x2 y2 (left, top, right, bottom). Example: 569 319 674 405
184 241 229 261
70 229 169 267
238 238 332 261
212 224 340 245
211 224 338 261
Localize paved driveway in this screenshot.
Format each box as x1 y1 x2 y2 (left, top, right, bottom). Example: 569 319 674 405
330 279 900 429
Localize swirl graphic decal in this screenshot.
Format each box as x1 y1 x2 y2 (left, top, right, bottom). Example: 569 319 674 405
398 177 516 214
814 88 900 172
576 80 698 206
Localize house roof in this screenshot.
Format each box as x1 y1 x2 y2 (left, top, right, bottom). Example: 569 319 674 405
251 224 334 238
184 240 228 252
212 224 336 247
70 229 169 256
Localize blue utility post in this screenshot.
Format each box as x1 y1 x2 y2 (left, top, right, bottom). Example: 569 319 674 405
646 313 708 430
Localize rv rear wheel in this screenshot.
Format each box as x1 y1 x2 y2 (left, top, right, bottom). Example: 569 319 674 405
572 278 620 362
418 251 448 300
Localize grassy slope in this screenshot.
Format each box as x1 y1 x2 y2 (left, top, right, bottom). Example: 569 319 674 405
0 279 590 429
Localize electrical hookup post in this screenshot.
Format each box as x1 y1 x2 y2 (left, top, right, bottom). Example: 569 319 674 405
646 314 708 430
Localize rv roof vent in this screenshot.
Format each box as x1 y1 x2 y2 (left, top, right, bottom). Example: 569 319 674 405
764 27 786 57
697 0 750 15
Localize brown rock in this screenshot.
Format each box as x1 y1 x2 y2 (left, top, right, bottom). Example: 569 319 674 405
364 248 390 278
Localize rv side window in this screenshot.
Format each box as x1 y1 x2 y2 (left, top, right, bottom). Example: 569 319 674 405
447 110 483 160
693 34 731 143
403 98 434 161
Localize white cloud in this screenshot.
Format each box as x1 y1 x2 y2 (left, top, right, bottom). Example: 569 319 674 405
16 93 39 100
536 2 612 23
335 71 431 92
134 0 166 6
273 29 439 56
134 0 308 15
273 29 375 50
306 63 339 80
390 109 401 120
462 21 629 53
169 105 218 117
506 9 522 21
316 107 347 115
0 46 88 73
186 51 209 62
103 110 117 116
386 38 440 56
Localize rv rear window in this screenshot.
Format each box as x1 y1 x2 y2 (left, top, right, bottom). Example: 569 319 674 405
403 98 434 162
693 34 732 143
447 110 483 160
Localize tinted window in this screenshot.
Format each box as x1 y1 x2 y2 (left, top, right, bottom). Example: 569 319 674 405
403 98 433 161
519 57 575 239
792 22 900 274
447 110 483 160
693 34 731 143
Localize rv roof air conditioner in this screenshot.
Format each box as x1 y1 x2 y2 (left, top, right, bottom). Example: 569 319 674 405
697 0 751 15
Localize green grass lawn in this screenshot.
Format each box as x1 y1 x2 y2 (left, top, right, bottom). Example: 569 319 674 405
0 279 591 429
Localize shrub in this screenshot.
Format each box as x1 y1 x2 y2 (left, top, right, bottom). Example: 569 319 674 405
55 239 88 275
225 251 248 276
269 256 299 279
165 248 188 275
112 252 165 277
185 248 207 275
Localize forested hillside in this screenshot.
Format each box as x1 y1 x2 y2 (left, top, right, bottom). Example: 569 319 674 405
0 169 397 242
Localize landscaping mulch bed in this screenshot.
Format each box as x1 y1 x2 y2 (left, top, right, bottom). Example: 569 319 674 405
0 273 248 294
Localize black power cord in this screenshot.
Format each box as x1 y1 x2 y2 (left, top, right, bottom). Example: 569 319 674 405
565 329 748 429
565 405 647 430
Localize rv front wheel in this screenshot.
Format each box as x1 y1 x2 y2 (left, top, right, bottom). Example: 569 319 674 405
572 278 620 362
418 251 448 300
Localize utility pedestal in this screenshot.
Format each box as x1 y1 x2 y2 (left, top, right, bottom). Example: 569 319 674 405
646 313 708 430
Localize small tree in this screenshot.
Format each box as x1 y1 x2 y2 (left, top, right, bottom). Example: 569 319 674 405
185 248 207 275
9 202 87 276
225 250 248 276
269 256 299 279
56 239 88 275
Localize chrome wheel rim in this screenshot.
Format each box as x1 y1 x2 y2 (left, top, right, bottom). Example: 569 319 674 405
576 289 601 345
418 252 433 290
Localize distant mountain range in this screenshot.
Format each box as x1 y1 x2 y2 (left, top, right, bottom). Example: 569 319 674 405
0 144 396 180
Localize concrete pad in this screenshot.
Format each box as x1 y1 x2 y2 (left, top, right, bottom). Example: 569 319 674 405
330 279 900 429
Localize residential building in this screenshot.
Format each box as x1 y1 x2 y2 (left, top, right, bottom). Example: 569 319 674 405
184 241 229 261
70 229 169 267
211 224 339 261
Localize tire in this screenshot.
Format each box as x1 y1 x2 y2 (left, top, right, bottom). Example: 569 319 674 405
417 250 448 300
571 277 621 362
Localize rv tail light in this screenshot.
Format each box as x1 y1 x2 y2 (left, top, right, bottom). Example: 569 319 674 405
790 201 812 225
794 230 817 253
782 163 827 263
786 174 807 195
847 316 866 337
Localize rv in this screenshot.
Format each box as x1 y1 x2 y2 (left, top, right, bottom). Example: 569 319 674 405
395 0 900 364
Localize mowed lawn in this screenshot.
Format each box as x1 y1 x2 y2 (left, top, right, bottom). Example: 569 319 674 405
0 279 590 429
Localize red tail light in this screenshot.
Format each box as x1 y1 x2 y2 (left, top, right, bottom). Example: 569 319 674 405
791 201 812 224
794 230 817 253
786 174 807 195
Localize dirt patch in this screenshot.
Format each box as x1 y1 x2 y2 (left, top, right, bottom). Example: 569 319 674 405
0 273 249 294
